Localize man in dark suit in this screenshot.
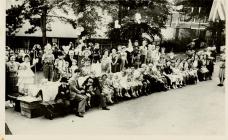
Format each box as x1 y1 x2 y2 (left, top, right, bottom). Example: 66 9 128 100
55 77 71 114
68 69 88 117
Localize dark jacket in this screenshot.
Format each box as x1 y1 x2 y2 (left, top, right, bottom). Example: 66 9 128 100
55 84 70 101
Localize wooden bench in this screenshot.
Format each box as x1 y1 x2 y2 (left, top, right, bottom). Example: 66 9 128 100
17 96 43 118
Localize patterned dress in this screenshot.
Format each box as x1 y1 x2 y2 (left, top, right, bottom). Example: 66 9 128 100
6 61 20 94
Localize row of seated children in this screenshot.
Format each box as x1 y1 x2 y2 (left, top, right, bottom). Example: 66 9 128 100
47 50 214 118
70 58 203 107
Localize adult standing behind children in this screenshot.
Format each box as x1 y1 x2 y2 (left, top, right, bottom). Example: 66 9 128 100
42 44 55 81
6 55 20 96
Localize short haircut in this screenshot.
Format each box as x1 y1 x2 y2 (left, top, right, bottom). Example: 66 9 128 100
74 69 81 73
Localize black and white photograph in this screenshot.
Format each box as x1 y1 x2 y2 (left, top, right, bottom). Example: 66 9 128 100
4 0 226 136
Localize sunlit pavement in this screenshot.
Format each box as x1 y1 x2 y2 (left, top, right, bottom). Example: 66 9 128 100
6 63 225 135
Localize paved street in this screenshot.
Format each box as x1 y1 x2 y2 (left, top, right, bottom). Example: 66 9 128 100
6 63 225 135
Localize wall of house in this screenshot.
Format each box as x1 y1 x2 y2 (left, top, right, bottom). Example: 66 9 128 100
6 36 77 50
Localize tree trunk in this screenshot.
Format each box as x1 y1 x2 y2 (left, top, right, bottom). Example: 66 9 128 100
216 29 222 54
118 0 122 25
117 0 122 43
41 5 47 48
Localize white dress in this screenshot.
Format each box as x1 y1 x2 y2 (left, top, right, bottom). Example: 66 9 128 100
101 56 111 73
91 63 102 76
17 62 35 90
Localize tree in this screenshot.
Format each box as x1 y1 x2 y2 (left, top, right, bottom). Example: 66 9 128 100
23 0 80 47
6 0 109 47
107 0 171 43
6 0 78 47
6 2 26 36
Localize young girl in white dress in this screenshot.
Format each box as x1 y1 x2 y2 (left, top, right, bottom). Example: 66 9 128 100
112 73 122 97
171 61 183 88
70 60 78 77
120 46 128 71
131 68 142 97
147 44 153 64
17 55 37 95
101 74 114 104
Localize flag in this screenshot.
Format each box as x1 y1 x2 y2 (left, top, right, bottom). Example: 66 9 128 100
198 7 201 13
191 7 194 13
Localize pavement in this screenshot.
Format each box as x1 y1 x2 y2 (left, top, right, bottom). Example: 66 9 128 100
5 63 225 135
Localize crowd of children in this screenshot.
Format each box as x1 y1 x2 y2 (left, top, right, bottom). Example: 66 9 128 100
5 38 222 117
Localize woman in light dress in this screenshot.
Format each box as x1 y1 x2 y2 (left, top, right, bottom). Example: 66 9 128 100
17 55 37 94
153 46 161 66
81 49 92 76
147 44 153 64
101 49 111 74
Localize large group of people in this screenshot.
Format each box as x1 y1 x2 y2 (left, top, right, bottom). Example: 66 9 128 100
6 37 224 118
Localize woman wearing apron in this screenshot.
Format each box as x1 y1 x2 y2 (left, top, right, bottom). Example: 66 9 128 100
6 55 20 95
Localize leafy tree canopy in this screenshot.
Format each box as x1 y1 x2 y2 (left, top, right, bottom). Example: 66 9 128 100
6 0 115 37
108 0 171 43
